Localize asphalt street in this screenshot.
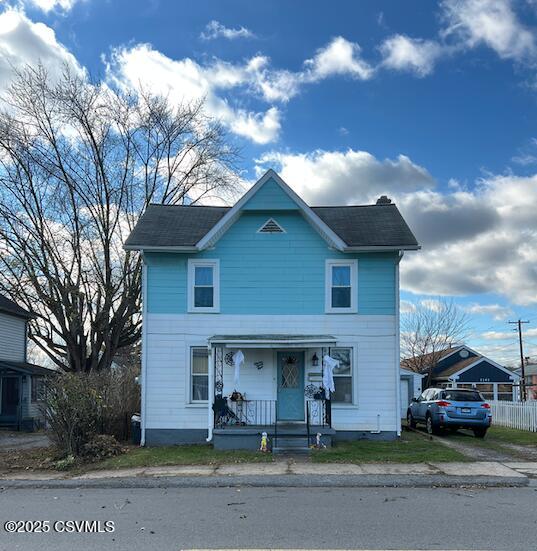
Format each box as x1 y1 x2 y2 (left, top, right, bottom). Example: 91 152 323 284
0 486 535 550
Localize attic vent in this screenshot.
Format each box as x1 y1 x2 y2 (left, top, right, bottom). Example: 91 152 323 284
258 218 285 233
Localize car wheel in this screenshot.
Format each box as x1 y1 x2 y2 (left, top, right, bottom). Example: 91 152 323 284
426 414 439 435
407 411 417 429
473 428 487 438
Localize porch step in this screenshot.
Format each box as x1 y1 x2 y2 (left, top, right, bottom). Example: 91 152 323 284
273 446 311 456
274 436 310 448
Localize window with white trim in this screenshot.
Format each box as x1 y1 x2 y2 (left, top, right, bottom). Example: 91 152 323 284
190 347 209 402
329 347 353 404
188 259 220 312
325 260 357 313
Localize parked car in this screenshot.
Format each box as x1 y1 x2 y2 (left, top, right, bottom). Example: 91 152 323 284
407 387 492 438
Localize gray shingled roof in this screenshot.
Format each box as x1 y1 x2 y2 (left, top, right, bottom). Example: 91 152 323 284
0 294 32 319
312 204 418 247
125 205 229 248
125 202 418 249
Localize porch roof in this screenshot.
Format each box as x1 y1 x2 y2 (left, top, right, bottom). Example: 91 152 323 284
208 334 336 348
0 360 55 376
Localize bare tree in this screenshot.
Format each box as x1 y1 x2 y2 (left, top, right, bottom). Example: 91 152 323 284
401 298 471 388
0 65 239 372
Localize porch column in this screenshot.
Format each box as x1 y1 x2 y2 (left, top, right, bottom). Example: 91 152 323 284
207 345 215 442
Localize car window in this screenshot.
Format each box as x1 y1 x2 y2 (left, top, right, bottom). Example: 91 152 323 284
443 390 484 402
418 391 429 401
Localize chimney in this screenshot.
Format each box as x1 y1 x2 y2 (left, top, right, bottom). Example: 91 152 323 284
376 195 392 205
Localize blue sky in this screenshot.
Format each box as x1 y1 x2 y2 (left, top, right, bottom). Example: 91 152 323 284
2 0 537 364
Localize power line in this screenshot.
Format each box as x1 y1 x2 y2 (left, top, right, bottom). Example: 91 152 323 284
509 319 530 401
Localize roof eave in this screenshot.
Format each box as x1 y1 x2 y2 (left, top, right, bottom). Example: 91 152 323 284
124 245 199 252
343 244 421 252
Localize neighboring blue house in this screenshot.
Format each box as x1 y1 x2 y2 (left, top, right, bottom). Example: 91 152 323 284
125 170 419 449
404 345 520 401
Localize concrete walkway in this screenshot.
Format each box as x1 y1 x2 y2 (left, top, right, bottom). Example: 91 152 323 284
0 460 535 488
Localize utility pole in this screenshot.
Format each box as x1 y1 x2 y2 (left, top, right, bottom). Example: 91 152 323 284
509 319 530 401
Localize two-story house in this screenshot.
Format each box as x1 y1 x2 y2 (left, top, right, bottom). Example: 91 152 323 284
125 170 419 450
0 294 52 430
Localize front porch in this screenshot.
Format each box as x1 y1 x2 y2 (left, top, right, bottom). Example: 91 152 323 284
208 335 337 451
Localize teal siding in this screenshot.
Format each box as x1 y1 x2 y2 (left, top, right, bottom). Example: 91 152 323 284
242 178 298 211
145 211 397 315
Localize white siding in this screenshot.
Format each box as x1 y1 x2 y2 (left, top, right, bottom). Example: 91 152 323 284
0 312 26 362
144 313 398 434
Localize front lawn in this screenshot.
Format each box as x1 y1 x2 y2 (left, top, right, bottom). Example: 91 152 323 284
91 444 273 470
486 426 537 445
312 430 469 463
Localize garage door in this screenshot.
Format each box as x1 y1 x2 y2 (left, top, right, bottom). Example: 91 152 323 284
400 379 410 418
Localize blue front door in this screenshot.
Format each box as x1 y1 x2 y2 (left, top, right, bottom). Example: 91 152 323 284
277 352 304 421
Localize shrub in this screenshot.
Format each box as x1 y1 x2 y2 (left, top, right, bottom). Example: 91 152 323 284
41 366 140 458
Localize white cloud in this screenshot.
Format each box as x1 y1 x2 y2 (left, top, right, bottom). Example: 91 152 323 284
0 8 83 93
105 44 281 144
200 20 255 41
104 36 376 143
420 299 444 312
380 34 444 76
401 173 537 305
22 0 80 12
441 0 536 61
304 36 373 81
481 328 537 340
255 148 434 205
464 303 514 320
400 300 417 314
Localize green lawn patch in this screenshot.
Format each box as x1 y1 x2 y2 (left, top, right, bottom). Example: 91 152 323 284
90 444 273 470
312 430 469 463
447 426 537 457
486 426 537 446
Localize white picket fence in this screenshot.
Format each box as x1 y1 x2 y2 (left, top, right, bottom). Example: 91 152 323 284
490 400 537 432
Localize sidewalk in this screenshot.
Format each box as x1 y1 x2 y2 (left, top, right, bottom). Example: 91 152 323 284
0 460 534 488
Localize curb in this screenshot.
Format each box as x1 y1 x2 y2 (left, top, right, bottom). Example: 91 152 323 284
0 473 529 489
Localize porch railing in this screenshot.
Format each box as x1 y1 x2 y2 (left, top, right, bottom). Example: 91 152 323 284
306 399 331 428
214 398 277 428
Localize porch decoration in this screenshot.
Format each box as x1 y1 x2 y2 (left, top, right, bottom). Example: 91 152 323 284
259 431 269 452
283 355 298 365
311 353 319 367
322 355 338 398
304 384 320 399
225 352 234 367
254 361 264 370
315 432 326 449
233 349 244 388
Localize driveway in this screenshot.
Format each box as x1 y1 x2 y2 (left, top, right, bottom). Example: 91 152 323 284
0 430 51 451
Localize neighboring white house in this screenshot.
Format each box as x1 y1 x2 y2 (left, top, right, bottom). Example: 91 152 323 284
0 294 52 430
124 170 420 450
399 367 424 418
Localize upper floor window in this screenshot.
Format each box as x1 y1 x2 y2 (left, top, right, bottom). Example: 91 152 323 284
325 259 357 313
188 259 220 313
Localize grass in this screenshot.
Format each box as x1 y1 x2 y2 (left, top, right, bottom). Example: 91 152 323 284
447 426 537 456
90 444 273 471
312 430 468 463
486 426 537 446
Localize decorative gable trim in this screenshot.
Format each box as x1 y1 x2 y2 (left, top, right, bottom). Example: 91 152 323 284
196 170 348 251
257 218 285 234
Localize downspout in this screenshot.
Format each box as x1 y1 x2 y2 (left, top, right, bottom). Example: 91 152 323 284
395 251 404 437
206 345 215 442
140 259 148 446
